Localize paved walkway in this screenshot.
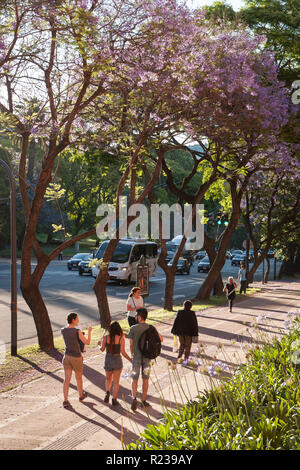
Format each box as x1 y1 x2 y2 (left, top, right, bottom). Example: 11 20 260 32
0 280 299 450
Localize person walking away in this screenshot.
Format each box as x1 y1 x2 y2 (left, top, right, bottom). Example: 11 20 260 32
126 287 144 327
223 277 237 312
238 264 247 294
171 300 198 361
58 251 63 260
61 313 92 408
99 321 131 406
128 308 163 411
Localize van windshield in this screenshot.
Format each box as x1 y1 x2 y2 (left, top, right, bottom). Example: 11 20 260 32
96 241 131 263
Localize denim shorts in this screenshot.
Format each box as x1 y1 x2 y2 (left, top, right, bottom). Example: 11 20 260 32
132 358 151 380
104 353 123 371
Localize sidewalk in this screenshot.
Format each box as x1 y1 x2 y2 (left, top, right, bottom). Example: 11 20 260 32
0 280 299 450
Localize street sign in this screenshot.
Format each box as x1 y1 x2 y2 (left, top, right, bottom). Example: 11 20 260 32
136 255 149 297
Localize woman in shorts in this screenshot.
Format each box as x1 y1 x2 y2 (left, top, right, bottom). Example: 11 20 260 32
223 277 237 312
61 312 92 408
126 287 144 327
99 321 131 406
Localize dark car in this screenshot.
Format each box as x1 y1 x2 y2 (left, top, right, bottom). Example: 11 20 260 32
231 254 247 266
78 257 93 276
167 257 190 275
195 250 207 260
197 256 210 273
158 249 176 263
67 253 91 271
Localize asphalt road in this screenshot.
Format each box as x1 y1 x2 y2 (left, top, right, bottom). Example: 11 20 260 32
0 257 281 348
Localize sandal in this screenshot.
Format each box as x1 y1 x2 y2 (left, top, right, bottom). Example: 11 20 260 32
63 400 72 409
79 391 88 402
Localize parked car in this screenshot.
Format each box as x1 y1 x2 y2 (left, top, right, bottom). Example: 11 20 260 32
158 249 175 263
181 250 194 267
231 254 247 266
195 250 207 260
78 257 93 276
231 250 244 258
167 257 190 275
198 256 211 273
67 253 91 271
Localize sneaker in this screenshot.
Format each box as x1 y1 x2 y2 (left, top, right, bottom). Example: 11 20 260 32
131 398 138 412
140 400 151 408
104 391 110 403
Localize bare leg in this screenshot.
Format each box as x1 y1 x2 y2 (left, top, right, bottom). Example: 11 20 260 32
132 379 138 399
63 368 72 401
112 369 122 399
75 370 83 398
106 371 113 393
142 378 149 402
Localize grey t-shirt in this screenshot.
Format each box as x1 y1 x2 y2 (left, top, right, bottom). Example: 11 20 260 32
127 323 149 361
61 327 82 358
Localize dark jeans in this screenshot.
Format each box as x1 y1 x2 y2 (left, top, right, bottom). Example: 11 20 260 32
228 295 235 312
178 335 193 360
128 316 137 328
240 280 247 294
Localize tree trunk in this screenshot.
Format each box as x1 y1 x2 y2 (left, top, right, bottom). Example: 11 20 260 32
247 256 263 283
294 253 300 274
196 218 238 300
93 237 120 327
93 268 111 329
278 253 296 278
163 270 176 311
204 232 224 296
21 280 54 350
264 256 270 283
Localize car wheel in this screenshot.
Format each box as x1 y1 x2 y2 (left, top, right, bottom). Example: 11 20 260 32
68 266 71 271
79 270 83 276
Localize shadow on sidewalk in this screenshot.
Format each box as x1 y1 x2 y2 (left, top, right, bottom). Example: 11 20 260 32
64 403 141 446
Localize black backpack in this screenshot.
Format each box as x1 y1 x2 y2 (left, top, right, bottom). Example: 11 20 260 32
138 325 161 360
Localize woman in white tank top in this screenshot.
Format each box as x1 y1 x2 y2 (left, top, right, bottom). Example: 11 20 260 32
126 287 144 327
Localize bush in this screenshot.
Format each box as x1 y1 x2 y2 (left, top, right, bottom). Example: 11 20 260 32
128 318 300 450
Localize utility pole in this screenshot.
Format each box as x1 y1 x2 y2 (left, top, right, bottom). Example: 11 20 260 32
0 159 17 356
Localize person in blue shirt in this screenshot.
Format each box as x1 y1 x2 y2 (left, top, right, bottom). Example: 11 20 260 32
238 264 247 294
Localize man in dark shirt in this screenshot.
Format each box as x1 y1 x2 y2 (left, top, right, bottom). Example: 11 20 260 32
128 308 163 411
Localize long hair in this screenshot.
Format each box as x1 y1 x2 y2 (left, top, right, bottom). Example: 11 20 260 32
129 287 141 298
108 321 123 354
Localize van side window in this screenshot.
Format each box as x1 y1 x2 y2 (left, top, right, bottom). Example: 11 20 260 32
146 244 157 259
130 244 146 263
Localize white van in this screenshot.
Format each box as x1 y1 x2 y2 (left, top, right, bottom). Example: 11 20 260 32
91 238 158 284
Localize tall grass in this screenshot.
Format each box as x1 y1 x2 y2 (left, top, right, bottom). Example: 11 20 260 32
128 314 300 450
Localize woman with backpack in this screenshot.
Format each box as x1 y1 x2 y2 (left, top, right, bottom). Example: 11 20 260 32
223 276 237 312
171 300 198 362
99 321 131 406
126 287 144 327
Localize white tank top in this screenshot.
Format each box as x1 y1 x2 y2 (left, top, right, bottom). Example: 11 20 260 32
127 295 144 317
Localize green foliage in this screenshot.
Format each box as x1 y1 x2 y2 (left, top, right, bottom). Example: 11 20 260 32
240 0 300 85
56 147 123 235
128 320 300 450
